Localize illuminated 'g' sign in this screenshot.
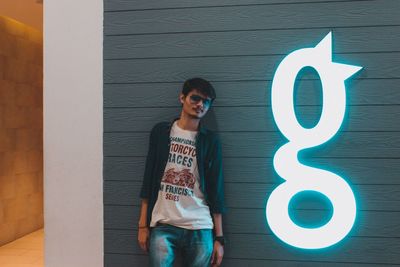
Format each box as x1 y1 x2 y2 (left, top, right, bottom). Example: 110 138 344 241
266 32 362 249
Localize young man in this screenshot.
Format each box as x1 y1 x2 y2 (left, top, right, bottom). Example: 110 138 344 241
138 78 226 267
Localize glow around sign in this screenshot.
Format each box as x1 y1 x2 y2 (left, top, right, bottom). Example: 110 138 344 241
266 32 362 249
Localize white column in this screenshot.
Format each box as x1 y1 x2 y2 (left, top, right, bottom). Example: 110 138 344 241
44 0 103 266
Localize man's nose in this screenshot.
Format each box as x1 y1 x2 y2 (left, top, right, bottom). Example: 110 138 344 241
196 100 204 107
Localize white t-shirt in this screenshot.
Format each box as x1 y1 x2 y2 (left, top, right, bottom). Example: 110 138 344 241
150 121 214 229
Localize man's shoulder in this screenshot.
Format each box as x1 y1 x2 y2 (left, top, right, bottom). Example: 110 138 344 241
152 121 169 130
148 122 170 141
151 121 171 132
200 127 221 144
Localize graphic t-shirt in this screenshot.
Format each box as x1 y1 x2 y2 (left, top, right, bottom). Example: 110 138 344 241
150 121 213 229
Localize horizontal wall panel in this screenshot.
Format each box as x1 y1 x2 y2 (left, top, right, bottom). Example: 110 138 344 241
104 0 400 35
225 131 400 158
105 26 400 59
104 181 400 211
221 259 400 267
104 205 400 238
104 0 359 12
104 105 400 132
104 253 400 267
104 79 400 107
224 184 399 211
104 156 145 181
104 53 399 83
105 254 148 267
104 132 400 158
104 157 400 185
222 157 400 184
224 234 400 264
223 208 400 238
104 229 142 254
104 230 400 264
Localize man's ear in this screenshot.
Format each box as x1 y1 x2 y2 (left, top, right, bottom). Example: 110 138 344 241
179 93 185 104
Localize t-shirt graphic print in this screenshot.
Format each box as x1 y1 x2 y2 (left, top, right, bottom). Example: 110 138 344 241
150 121 213 229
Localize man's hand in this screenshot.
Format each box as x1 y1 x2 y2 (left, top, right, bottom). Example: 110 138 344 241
211 240 224 266
138 227 150 252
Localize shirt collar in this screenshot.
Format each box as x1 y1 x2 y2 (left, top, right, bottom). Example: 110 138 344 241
167 117 206 135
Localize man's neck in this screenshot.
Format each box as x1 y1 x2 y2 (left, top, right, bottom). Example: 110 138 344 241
177 113 200 131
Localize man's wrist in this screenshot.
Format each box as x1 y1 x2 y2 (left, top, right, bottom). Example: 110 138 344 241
214 236 225 246
138 222 147 228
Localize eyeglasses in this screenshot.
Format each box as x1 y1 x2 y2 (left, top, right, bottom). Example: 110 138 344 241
189 94 212 108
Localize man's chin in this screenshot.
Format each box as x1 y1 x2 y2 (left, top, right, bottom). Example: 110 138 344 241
188 112 203 119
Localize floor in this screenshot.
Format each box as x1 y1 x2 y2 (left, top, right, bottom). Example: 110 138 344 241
0 229 44 267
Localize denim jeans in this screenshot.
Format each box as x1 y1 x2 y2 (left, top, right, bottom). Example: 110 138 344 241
149 224 213 267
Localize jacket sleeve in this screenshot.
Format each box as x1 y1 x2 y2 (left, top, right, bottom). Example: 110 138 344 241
207 134 226 214
140 124 158 199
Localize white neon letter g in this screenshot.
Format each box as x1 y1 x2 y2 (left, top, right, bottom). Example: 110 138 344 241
266 32 361 249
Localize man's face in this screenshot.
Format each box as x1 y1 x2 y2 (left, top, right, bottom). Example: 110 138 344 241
180 89 212 119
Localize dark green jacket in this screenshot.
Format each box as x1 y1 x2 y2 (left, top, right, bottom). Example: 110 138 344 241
140 119 226 226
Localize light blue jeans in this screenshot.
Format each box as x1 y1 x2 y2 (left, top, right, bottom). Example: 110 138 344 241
149 224 213 267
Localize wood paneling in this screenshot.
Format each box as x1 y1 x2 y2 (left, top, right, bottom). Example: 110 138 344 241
104 0 400 35
104 0 400 265
105 26 400 59
104 157 400 184
104 230 400 264
104 131 400 158
104 180 400 211
105 206 400 238
104 79 400 107
104 0 363 12
104 53 399 83
105 253 400 267
104 105 400 132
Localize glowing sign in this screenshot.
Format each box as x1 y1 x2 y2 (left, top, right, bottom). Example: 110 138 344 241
266 32 362 249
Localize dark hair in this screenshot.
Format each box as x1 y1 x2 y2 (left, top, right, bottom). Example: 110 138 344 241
182 78 216 100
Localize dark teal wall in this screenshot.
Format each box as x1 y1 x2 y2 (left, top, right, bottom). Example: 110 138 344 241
103 0 400 265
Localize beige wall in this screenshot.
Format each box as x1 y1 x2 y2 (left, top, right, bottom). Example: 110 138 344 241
0 16 43 246
0 0 42 31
